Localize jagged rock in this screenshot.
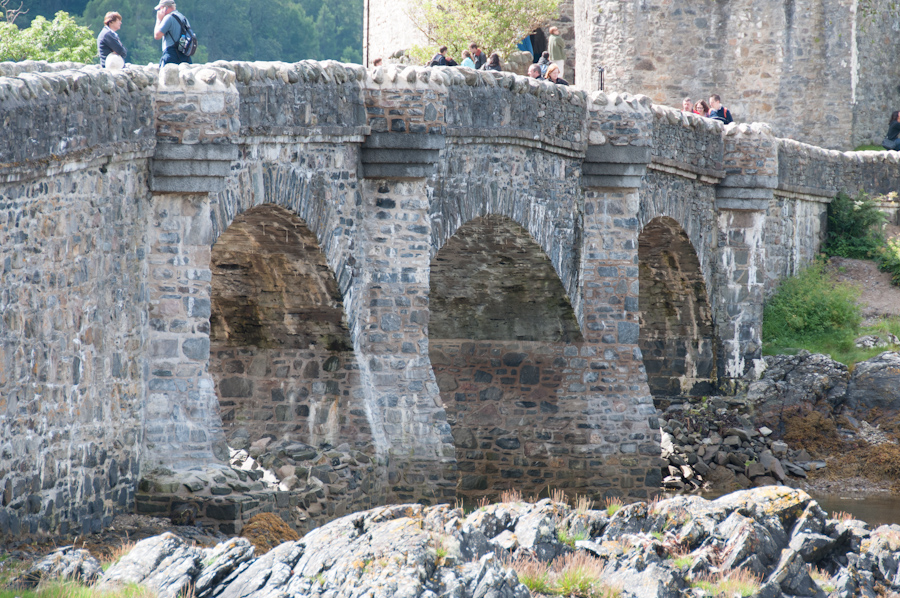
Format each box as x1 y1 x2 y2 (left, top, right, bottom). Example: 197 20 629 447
767 548 825 596
12 547 103 588
99 533 205 598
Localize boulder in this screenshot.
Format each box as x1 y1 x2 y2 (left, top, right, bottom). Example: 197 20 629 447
844 351 900 413
12 547 103 588
747 352 849 421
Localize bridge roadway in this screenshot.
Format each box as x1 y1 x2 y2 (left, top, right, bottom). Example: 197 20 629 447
1 59 898 537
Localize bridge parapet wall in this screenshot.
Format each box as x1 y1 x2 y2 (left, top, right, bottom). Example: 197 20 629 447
209 60 368 137
649 105 724 182
0 65 157 180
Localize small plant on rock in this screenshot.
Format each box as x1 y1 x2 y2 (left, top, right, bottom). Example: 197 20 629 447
810 566 836 593
500 487 523 503
557 527 589 548
604 496 624 517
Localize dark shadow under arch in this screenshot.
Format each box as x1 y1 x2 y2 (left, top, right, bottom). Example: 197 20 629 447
430 215 583 343
638 217 717 397
208 204 370 451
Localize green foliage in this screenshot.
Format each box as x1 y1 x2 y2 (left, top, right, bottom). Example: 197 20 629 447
852 144 884 151
11 0 362 66
762 262 861 339
875 236 900 285
823 191 886 259
405 0 558 65
0 11 95 62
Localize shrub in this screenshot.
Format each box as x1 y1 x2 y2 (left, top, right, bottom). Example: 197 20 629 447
763 262 861 340
823 191 886 259
604 496 623 517
0 12 96 63
875 237 900 285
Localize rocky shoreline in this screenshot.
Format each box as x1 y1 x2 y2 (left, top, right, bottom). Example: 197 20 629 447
657 350 900 495
12 486 900 598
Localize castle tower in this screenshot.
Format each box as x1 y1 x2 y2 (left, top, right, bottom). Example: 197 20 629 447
574 0 900 149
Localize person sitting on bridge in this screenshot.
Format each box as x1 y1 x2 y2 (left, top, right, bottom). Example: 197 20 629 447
527 64 542 78
544 63 568 86
882 111 900 151
708 94 733 124
429 46 457 67
461 50 476 69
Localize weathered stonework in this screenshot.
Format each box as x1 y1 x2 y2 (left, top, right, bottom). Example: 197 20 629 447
2 60 900 540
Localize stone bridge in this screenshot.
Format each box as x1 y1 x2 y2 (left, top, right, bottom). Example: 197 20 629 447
2 60 899 538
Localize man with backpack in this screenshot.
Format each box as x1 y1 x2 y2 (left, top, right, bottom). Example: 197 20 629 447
153 0 195 67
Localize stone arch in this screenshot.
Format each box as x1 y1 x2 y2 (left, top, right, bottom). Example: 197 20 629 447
638 216 717 397
428 213 586 502
430 168 583 328
209 204 372 453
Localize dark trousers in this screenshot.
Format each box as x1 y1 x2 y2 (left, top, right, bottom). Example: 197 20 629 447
160 47 192 67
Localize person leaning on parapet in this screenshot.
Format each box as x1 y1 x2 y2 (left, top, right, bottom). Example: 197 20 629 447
527 64 542 79
469 43 486 69
882 111 900 150
461 50 476 69
154 0 192 67
481 52 502 72
428 46 457 66
98 11 127 68
544 63 568 85
682 97 693 112
547 26 565 78
708 94 733 124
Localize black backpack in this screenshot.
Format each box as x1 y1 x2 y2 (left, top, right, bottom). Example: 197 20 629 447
169 13 198 57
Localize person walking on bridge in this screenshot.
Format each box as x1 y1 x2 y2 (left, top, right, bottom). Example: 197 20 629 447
154 0 192 67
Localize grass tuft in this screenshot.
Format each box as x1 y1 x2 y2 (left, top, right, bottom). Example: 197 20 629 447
692 568 761 597
604 496 623 517
510 552 621 598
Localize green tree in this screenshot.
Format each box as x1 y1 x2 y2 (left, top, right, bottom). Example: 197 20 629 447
0 10 95 62
406 0 558 64
15 0 90 26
